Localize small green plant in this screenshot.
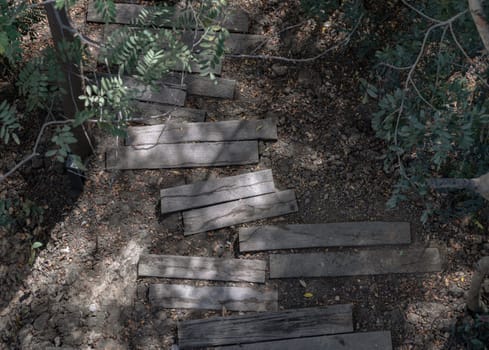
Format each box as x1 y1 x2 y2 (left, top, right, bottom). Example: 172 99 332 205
28 241 43 265
455 313 489 349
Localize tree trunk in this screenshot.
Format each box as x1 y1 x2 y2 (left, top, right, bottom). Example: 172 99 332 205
466 256 489 313
44 3 92 159
468 0 489 52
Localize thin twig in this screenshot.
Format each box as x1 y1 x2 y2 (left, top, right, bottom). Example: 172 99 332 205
0 120 73 183
227 13 364 63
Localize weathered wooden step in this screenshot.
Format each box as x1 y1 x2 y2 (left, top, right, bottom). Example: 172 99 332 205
178 304 353 348
138 254 266 283
160 169 275 214
239 222 411 252
129 101 206 125
87 2 250 33
181 31 266 54
149 284 277 312
214 331 393 350
163 73 236 99
105 141 259 170
269 247 443 279
183 190 298 235
127 118 277 145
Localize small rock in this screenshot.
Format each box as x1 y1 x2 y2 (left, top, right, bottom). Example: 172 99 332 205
54 336 61 347
334 296 340 301
88 303 98 313
271 64 288 76
448 284 464 298
33 312 50 331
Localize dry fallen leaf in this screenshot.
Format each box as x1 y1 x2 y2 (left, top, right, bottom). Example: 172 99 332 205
299 279 307 288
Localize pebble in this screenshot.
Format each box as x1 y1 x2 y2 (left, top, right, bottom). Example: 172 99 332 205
33 312 50 331
88 303 98 313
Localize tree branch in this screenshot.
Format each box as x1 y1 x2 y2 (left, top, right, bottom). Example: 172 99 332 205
227 13 364 63
466 256 489 313
0 120 73 183
468 0 489 52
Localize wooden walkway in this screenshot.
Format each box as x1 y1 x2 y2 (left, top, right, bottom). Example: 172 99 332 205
89 2 445 348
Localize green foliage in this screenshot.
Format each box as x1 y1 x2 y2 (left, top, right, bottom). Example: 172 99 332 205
94 0 116 23
0 100 20 144
45 124 79 163
359 1 489 219
455 313 489 349
0 197 44 231
300 0 339 20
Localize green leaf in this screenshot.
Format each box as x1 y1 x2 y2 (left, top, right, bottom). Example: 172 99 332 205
0 32 8 55
31 242 43 249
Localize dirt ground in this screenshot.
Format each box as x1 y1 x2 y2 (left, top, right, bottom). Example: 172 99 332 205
1 0 488 349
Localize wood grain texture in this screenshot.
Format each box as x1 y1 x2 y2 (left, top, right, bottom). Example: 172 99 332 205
160 170 275 214
181 31 266 54
130 101 206 124
105 141 259 170
123 77 187 106
126 119 277 145
214 331 393 350
163 73 236 99
138 254 266 283
149 284 277 311
183 190 298 235
269 248 443 278
87 2 250 32
178 304 353 348
239 222 411 252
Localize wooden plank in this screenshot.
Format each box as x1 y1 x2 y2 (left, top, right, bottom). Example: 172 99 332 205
129 101 206 125
138 254 266 283
123 76 187 106
178 304 353 348
181 31 266 54
215 331 393 350
149 284 277 312
269 248 443 279
160 170 275 214
239 222 411 252
105 141 259 170
87 2 250 32
163 73 236 99
126 119 277 145
183 190 298 235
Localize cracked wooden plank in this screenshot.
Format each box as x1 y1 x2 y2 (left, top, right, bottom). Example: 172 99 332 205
269 248 442 278
183 190 298 235
181 31 266 54
160 170 275 214
214 331 393 350
123 76 187 106
126 119 277 145
163 73 236 99
178 304 353 348
87 2 250 32
129 101 206 125
149 284 277 311
138 254 266 283
105 141 259 170
239 222 411 252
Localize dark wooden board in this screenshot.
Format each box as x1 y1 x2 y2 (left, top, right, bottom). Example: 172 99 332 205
183 190 298 235
239 222 411 252
214 331 393 350
149 284 277 312
87 2 250 32
138 254 266 283
163 73 236 99
178 304 353 348
123 76 187 106
160 169 275 214
181 31 266 54
269 248 442 278
130 101 206 125
126 119 277 145
105 141 259 170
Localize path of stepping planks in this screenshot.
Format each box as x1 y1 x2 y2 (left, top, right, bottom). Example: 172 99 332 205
89 3 443 349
